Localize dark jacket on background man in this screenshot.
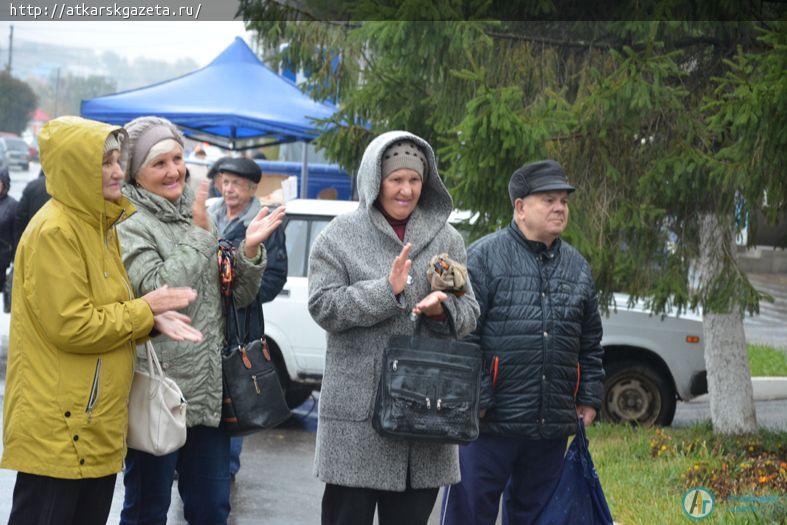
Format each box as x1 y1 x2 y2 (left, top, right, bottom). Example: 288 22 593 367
15 171 51 245
208 197 288 340
0 169 18 281
468 220 604 439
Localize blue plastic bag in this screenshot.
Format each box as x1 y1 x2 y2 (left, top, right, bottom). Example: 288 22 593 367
531 418 614 525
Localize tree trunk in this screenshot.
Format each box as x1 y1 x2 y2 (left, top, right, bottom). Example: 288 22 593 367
698 213 757 434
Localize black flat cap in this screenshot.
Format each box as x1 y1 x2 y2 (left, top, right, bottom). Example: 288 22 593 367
508 160 575 205
218 157 262 184
207 156 231 180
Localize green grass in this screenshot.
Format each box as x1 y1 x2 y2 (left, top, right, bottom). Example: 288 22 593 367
585 422 786 525
748 344 787 376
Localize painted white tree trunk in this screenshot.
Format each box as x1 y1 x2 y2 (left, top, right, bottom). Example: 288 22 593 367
699 213 757 434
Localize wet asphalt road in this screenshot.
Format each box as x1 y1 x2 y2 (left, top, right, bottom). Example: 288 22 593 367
0 163 784 524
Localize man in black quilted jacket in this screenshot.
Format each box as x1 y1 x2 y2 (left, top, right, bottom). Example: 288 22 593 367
442 160 604 525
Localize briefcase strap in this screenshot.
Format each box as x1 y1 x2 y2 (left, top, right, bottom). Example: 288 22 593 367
413 311 458 338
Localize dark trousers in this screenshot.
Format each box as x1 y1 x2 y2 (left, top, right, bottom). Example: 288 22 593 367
120 425 231 525
441 434 568 525
322 483 439 525
8 472 117 525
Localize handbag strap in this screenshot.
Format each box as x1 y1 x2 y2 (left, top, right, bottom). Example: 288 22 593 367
145 340 165 379
135 340 167 401
218 239 263 347
219 239 243 347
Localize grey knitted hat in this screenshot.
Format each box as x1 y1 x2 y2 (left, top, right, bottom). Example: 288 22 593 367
381 140 428 180
122 116 185 180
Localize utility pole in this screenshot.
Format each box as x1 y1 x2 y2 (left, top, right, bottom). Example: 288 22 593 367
6 25 12 73
54 67 61 117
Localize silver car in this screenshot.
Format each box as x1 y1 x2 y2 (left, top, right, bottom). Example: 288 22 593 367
0 142 8 172
0 137 31 171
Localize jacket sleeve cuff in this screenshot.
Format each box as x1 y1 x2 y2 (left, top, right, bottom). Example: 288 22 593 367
128 298 155 341
576 382 603 410
388 281 407 310
238 240 267 268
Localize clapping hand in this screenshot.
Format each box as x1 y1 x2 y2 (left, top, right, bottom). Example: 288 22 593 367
388 243 412 295
192 180 211 232
142 285 198 315
244 205 286 258
153 311 203 343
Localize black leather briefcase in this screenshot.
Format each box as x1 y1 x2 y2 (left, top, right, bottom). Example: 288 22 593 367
373 316 482 444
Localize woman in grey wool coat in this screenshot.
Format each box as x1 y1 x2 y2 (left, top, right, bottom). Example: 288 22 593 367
308 131 480 525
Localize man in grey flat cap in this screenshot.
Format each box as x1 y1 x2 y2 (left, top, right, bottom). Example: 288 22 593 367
442 160 605 525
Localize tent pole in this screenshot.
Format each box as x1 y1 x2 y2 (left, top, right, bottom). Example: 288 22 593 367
300 142 309 199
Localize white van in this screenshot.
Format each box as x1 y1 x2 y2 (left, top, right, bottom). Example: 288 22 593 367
264 199 708 426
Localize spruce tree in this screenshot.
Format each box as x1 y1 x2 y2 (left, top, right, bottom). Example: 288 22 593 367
240 3 787 434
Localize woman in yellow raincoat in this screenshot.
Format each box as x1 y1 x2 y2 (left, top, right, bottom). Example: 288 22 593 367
1 116 202 525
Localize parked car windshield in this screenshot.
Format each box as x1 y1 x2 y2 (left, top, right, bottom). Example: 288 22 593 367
285 217 330 277
3 138 28 151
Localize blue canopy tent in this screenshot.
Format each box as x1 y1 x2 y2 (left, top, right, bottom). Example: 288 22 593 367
81 37 338 196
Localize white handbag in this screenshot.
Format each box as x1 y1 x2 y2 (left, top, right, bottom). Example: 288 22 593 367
127 341 187 456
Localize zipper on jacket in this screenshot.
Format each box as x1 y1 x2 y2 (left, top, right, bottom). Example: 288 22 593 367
105 210 126 247
537 253 548 426
85 357 102 422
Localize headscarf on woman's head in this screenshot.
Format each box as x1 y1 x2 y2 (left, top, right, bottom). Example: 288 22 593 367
122 116 185 183
103 130 124 156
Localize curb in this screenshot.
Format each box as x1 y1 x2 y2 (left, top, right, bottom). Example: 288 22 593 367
689 377 787 403
751 377 787 400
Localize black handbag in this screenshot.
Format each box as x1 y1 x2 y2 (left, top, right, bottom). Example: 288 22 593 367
373 315 482 444
219 242 290 437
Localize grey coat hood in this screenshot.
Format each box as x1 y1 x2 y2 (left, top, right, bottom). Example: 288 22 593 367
356 131 454 258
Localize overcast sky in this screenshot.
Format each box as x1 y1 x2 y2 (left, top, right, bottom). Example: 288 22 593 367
0 21 252 65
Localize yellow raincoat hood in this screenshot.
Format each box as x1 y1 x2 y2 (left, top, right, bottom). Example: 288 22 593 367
40 116 133 229
2 116 154 479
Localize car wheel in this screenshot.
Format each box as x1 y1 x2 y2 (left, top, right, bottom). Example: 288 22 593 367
601 361 676 426
267 339 314 410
